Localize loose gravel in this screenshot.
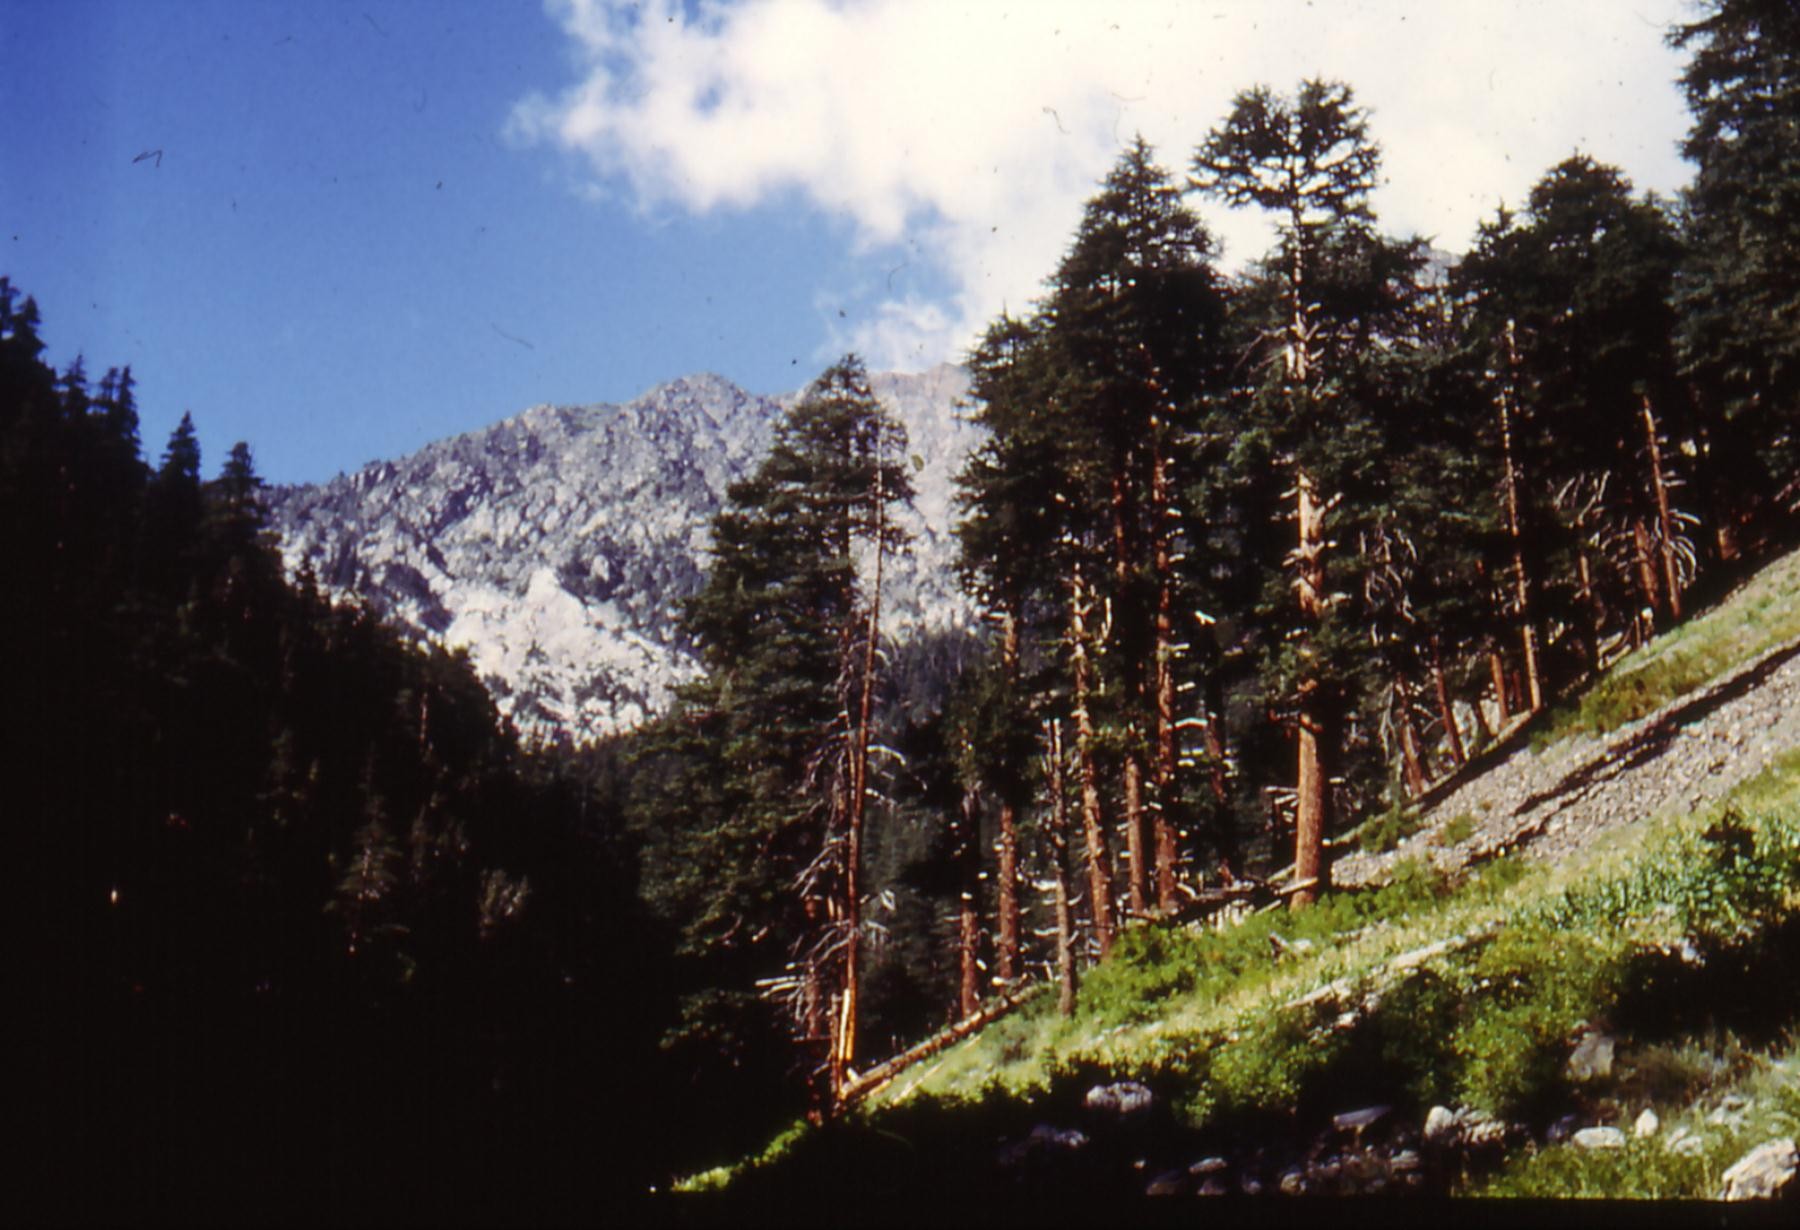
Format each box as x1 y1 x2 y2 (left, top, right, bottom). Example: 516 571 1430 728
1335 637 1800 889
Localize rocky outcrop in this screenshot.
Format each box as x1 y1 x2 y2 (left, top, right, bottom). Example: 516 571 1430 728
269 366 981 744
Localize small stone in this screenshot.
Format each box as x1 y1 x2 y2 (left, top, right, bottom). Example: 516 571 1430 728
1189 1157 1228 1177
1238 1175 1264 1197
1084 1080 1155 1121
1423 1105 1461 1148
1145 1169 1187 1197
1720 1138 1798 1202
1573 1126 1628 1150
1278 1169 1308 1196
1634 1109 1660 1139
1390 1149 1422 1173
1197 1178 1229 1197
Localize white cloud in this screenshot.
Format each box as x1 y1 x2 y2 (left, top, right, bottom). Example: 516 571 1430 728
513 0 1697 371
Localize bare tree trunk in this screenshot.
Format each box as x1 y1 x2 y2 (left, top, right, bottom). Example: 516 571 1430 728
1395 678 1428 798
1293 471 1328 910
1430 635 1466 767
1643 395 1684 621
1633 516 1664 620
958 789 981 1021
1500 320 1545 713
1112 475 1150 918
1121 756 1148 917
995 611 1021 985
1069 559 1115 956
1151 426 1180 913
832 456 887 1101
1045 720 1078 1018
1490 650 1512 726
1576 550 1604 672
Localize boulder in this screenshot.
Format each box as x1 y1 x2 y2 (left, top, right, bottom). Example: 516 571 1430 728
1423 1105 1460 1148
1720 1138 1797 1202
1572 1126 1627 1150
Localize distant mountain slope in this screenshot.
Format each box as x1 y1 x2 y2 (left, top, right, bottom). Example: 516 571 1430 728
268 365 980 743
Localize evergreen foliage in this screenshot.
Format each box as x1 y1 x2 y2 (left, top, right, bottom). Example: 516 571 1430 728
2 286 669 1220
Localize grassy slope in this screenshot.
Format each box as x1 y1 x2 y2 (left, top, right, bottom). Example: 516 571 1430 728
690 547 1800 1197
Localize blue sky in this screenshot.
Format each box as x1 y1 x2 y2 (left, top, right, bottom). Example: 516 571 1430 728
3 0 1695 485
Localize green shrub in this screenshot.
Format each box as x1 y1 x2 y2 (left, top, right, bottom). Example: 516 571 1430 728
1357 803 1425 854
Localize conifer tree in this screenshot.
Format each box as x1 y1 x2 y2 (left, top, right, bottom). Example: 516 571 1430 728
1191 80 1396 906
1671 0 1800 538
647 355 911 1106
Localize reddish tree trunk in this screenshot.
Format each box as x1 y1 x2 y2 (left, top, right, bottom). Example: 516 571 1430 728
1151 427 1180 913
1292 472 1329 910
1395 679 1428 798
1430 635 1466 767
1045 720 1078 1019
1499 321 1544 713
995 612 1021 984
1069 562 1115 955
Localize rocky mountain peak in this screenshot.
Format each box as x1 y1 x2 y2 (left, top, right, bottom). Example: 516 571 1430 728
268 366 980 745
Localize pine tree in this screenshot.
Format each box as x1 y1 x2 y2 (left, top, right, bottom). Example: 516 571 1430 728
1456 158 1689 685
1191 80 1399 907
646 355 911 1106
1671 0 1800 537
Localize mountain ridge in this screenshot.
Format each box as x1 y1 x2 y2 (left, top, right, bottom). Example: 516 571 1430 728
268 363 981 743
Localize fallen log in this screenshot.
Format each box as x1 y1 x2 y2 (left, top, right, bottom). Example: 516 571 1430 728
836 983 1047 1110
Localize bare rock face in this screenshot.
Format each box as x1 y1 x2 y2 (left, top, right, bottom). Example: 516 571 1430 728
268 366 980 744
1720 1138 1798 1201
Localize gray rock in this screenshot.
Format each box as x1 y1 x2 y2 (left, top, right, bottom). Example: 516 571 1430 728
1189 1156 1229 1176
1567 1029 1617 1082
1278 1168 1308 1196
1634 1108 1660 1138
1390 1149 1422 1173
1333 1105 1392 1135
1573 1126 1628 1150
1720 1138 1798 1201
996 1123 1087 1167
1084 1080 1155 1121
1197 1178 1230 1197
1423 1105 1461 1148
1145 1169 1187 1197
1239 1175 1264 1196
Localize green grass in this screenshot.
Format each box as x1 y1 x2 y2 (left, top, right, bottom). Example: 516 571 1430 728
1537 545 1800 745
1432 812 1478 848
868 747 1800 1119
